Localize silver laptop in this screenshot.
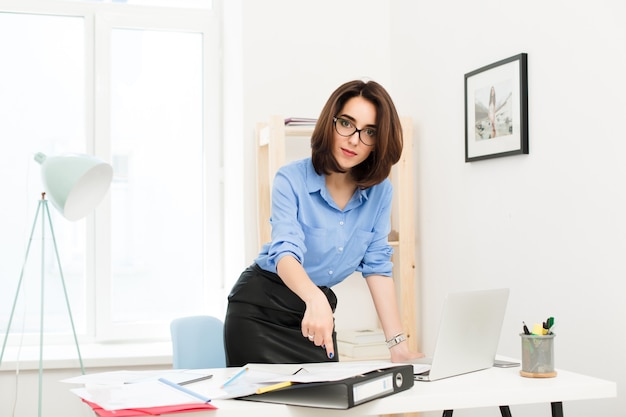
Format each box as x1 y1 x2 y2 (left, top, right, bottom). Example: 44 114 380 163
413 288 509 381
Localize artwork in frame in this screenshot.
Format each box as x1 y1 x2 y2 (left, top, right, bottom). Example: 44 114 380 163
465 53 528 162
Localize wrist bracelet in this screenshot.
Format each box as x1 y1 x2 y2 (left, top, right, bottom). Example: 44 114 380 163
385 333 407 349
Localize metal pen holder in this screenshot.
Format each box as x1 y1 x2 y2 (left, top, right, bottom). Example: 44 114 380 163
520 333 556 378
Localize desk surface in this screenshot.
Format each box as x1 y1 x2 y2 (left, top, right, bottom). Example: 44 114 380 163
151 365 616 417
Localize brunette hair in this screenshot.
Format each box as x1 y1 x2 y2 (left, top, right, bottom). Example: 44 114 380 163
311 80 403 188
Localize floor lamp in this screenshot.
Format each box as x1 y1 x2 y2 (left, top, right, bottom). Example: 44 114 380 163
0 152 113 417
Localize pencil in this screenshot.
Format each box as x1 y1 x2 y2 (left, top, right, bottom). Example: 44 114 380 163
179 374 213 386
158 378 211 403
220 367 249 388
256 381 292 395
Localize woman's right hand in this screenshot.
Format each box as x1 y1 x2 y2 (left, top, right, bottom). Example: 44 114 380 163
276 256 336 359
301 288 336 359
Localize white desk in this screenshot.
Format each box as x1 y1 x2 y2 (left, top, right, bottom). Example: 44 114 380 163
78 367 617 417
144 365 616 417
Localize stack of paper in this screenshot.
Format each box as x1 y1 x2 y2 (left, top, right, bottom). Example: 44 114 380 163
81 399 214 417
337 329 390 359
63 370 219 416
284 117 317 126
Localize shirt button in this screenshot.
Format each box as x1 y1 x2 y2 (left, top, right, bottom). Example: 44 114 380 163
338 247 344 252
339 221 344 226
328 270 334 275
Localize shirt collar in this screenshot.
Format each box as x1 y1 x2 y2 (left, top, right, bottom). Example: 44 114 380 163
305 159 370 207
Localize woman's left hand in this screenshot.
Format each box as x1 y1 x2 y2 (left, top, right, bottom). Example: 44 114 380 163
389 343 425 363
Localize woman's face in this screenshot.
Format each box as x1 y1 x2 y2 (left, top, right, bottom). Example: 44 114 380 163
331 96 376 171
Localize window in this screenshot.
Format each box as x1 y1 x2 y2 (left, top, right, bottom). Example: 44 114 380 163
0 2 222 346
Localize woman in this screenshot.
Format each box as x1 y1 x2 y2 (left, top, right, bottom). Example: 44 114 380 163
224 80 423 366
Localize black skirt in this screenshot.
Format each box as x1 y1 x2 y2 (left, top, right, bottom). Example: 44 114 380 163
224 263 339 367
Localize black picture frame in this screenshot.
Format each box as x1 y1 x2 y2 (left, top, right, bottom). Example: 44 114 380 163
465 53 528 162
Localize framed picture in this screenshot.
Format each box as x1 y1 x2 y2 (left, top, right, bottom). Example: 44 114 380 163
465 53 528 162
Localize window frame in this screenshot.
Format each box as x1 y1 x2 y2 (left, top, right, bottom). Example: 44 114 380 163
0 0 224 345
94 9 223 342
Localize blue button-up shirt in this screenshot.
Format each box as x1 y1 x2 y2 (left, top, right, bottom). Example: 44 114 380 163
255 158 394 287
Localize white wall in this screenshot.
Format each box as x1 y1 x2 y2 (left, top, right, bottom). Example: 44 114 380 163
391 1 626 416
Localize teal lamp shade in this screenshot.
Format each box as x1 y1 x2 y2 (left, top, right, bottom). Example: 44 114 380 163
34 152 113 221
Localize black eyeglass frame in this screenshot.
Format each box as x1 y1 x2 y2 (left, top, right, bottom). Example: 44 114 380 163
332 117 376 147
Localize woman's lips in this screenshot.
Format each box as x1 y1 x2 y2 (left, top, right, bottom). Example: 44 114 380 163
341 147 357 157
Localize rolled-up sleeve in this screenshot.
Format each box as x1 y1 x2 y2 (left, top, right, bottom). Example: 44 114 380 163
266 168 306 271
357 183 394 278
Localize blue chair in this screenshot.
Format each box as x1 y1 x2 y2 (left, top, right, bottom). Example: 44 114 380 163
170 315 226 369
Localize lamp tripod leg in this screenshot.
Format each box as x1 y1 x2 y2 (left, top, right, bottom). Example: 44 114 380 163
0 200 42 366
39 200 45 417
0 198 86 417
42 201 85 375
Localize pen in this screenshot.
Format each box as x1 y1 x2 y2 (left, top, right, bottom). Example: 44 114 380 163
546 316 555 334
220 367 249 388
179 374 213 386
256 381 292 395
522 321 531 335
158 377 211 403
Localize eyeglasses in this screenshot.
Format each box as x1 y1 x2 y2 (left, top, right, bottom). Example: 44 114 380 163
333 117 376 146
